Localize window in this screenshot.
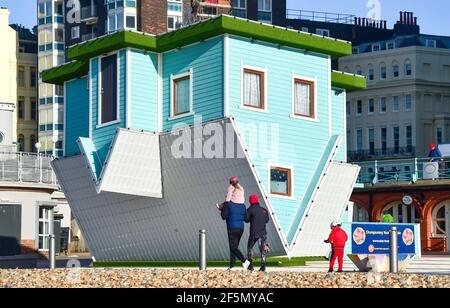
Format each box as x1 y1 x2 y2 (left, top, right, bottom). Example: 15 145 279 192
117 12 124 30
243 68 265 110
372 44 380 52
437 127 443 144
30 135 36 152
55 2 63 15
270 167 292 197
368 68 374 81
380 65 387 79
386 41 395 50
355 66 362 76
380 97 387 113
45 0 52 16
352 47 359 54
18 134 25 152
125 15 136 29
356 129 363 153
172 72 192 117
368 99 374 114
393 126 400 154
293 78 315 118
301 27 309 33
405 60 412 76
30 67 36 88
18 98 25 119
381 128 387 155
316 29 330 37
232 0 247 18
168 15 182 31
392 96 399 112
38 207 52 251
406 125 413 153
257 0 272 23
346 101 350 116
18 66 25 87
405 95 412 111
432 204 447 237
31 99 37 120
393 63 399 78
356 100 362 115
368 128 375 155
55 29 64 42
346 129 351 151
426 39 436 48
108 15 116 32
99 54 118 125
71 26 80 39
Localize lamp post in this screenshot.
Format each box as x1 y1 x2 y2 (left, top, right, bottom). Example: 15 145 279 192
35 142 42 183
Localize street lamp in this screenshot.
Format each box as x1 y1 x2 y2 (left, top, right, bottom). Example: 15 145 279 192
52 136 58 157
35 142 41 155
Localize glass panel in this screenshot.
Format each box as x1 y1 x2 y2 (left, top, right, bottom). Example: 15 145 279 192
126 15 135 29
117 12 124 30
243 71 262 107
175 77 190 115
294 81 312 117
270 168 290 195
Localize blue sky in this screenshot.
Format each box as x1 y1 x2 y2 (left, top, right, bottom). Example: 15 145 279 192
1 0 449 35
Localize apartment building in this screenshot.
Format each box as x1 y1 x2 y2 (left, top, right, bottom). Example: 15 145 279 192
37 0 65 156
11 25 38 153
340 13 450 161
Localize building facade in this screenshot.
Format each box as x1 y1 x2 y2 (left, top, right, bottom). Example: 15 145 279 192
11 25 39 153
340 13 450 161
37 0 65 156
43 15 364 261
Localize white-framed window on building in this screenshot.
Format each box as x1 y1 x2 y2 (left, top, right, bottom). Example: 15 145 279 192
38 206 52 251
368 99 375 114
125 14 136 29
316 28 330 37
355 66 362 76
392 96 399 112
270 166 292 197
380 97 387 113
242 67 266 110
406 124 413 153
346 101 351 116
380 64 387 80
426 39 437 48
171 70 193 118
356 100 362 116
18 66 25 87
168 15 183 31
393 126 400 154
405 59 412 76
367 65 374 81
356 128 363 153
99 53 119 125
381 127 387 155
393 62 400 78
405 94 412 111
347 129 351 152
386 41 395 50
368 128 375 155
71 26 80 39
437 127 444 144
292 77 316 119
372 44 381 52
257 0 272 23
232 0 247 18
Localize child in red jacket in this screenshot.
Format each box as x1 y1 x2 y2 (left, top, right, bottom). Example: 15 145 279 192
324 221 348 272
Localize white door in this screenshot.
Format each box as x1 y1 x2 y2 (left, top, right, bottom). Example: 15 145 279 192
432 203 450 252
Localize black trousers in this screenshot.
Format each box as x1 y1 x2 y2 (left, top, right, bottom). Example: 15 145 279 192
227 228 245 267
247 235 267 267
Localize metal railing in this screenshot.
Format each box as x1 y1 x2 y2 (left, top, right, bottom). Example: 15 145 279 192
0 152 57 186
286 9 355 24
348 146 416 162
355 157 450 185
81 32 98 42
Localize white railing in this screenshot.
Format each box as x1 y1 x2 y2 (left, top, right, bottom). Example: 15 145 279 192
0 151 57 186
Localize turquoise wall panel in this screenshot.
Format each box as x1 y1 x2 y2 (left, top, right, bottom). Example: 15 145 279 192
162 36 224 131
91 50 127 164
65 77 89 156
228 36 335 239
130 50 159 132
331 88 346 162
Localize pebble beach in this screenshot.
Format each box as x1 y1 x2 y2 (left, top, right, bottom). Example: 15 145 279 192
1 269 450 288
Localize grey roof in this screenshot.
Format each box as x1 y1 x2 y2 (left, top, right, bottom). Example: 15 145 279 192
52 119 286 261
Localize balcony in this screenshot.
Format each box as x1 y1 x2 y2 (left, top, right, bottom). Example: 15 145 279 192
81 5 98 24
355 157 450 185
0 151 57 186
287 9 356 25
81 32 98 42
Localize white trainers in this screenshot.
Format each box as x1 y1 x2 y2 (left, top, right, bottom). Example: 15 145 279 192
242 260 251 271
227 267 238 271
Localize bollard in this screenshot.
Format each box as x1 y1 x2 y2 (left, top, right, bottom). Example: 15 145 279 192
389 226 398 273
48 234 56 269
199 230 207 270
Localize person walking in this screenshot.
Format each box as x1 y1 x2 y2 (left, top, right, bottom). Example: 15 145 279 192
219 176 251 271
428 143 443 162
245 194 270 272
324 221 348 273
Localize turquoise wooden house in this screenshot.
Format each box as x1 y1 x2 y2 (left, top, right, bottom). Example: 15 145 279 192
43 15 366 261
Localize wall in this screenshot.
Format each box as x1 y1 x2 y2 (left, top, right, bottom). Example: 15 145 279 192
162 36 224 131
65 76 90 156
228 35 334 237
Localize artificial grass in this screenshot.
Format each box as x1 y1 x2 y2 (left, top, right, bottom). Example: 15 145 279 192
93 257 325 268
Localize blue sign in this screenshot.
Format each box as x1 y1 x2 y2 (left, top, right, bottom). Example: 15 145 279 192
351 223 416 255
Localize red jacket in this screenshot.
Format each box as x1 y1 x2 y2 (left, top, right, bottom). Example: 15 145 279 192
327 227 348 249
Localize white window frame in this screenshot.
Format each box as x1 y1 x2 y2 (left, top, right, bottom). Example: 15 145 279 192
426 39 437 48
316 28 330 37
267 162 295 200
290 74 318 122
97 52 121 128
379 97 387 113
432 203 449 238
356 100 362 116
392 96 399 112
355 128 363 152
405 94 412 111
169 69 194 120
386 41 395 50
368 98 375 115
233 0 247 9
240 64 268 113
71 26 80 39
372 44 381 52
125 13 137 30
38 206 52 252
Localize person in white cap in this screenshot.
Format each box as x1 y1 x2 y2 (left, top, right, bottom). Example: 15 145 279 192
324 221 348 272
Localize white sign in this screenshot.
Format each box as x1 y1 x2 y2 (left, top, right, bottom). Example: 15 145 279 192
402 195 413 206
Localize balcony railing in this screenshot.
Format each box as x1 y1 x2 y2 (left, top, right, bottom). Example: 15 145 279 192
355 157 450 185
0 152 57 186
348 146 416 162
81 33 98 42
287 9 355 24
